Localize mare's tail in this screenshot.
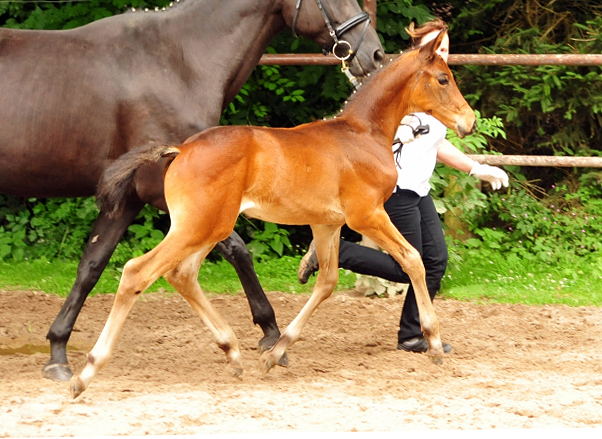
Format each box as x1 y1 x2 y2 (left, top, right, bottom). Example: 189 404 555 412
96 144 180 218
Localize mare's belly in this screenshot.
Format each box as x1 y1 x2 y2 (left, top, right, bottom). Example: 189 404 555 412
0 162 100 198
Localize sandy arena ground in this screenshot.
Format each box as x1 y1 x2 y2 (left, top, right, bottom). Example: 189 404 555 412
1 288 601 437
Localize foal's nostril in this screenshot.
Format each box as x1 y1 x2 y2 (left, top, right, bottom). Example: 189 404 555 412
471 119 477 133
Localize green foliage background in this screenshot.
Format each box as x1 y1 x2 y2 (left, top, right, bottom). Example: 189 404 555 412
1 0 601 284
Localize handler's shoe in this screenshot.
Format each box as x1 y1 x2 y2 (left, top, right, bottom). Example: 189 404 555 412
397 336 453 354
297 241 319 284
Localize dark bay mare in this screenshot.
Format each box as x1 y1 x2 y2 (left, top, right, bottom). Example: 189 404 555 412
70 30 475 399
0 0 384 382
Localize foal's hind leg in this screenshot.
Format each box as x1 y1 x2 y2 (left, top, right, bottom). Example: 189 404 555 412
164 250 243 377
70 235 198 399
348 207 444 363
260 225 341 374
215 233 287 366
43 200 144 382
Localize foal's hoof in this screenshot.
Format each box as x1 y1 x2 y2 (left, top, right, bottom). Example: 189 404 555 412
69 376 85 400
227 366 244 378
42 362 73 382
276 352 289 368
258 352 277 376
429 354 444 365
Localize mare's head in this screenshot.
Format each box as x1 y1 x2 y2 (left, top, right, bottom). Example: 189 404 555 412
400 30 476 138
280 0 384 76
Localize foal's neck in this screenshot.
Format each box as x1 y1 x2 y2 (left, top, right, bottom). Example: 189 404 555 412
341 53 419 145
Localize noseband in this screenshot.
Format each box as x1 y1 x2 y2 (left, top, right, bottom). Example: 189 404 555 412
291 0 371 63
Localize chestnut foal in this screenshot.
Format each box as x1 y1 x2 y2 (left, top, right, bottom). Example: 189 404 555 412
71 30 475 399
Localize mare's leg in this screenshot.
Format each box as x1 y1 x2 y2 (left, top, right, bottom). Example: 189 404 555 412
70 233 199 399
259 225 341 374
164 250 243 377
347 207 444 363
43 200 144 382
214 233 282 352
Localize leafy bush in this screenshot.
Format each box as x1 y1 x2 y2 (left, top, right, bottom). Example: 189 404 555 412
0 196 169 263
452 171 602 266
0 0 170 29
0 196 98 261
447 1 602 194
438 0 602 278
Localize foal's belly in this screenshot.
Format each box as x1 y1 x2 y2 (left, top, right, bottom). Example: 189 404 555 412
239 198 346 226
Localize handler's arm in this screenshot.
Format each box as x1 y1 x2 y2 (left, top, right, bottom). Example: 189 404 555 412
437 139 509 190
436 139 474 172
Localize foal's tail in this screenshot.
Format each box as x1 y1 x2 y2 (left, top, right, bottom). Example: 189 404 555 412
97 143 180 218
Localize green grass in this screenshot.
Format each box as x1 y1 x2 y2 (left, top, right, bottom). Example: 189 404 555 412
441 251 602 306
1 252 601 307
0 256 357 297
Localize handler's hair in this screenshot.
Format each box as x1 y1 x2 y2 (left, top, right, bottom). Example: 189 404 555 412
406 19 448 47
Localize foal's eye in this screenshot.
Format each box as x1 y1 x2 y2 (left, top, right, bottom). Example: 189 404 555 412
438 76 449 85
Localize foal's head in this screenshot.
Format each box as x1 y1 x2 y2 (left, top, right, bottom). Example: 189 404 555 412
401 30 476 137
339 30 475 140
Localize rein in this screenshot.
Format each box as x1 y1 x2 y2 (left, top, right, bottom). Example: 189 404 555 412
291 0 370 67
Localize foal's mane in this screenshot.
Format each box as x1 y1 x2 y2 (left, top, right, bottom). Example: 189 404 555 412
338 47 419 115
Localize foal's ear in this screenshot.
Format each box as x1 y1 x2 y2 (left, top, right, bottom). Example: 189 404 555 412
418 30 447 61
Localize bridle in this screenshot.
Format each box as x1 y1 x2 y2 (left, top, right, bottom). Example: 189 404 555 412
291 0 371 64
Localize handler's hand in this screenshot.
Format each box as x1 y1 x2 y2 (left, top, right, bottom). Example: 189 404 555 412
470 163 509 191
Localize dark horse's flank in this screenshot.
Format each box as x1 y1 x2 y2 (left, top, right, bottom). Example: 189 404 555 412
0 0 384 381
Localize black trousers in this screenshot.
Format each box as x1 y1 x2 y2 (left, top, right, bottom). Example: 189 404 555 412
339 190 448 342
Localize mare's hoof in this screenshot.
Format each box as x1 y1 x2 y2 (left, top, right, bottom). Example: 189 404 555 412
42 362 73 382
69 376 85 400
258 334 278 352
277 352 289 368
397 336 453 355
258 336 289 368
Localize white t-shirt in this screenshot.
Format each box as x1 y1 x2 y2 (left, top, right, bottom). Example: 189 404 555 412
392 112 447 197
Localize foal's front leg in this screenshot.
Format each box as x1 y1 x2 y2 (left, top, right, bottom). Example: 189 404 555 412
259 225 341 374
348 208 444 364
